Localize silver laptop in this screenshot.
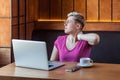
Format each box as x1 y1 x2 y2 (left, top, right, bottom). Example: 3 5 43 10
12 39 64 70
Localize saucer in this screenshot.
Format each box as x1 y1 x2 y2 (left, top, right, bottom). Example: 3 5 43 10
77 63 93 68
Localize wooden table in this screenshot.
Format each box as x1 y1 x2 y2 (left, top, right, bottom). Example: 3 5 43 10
0 62 120 80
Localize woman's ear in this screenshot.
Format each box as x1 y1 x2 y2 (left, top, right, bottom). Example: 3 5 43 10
76 23 81 30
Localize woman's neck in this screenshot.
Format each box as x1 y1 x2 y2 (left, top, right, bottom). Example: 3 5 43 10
68 34 77 43
68 31 82 42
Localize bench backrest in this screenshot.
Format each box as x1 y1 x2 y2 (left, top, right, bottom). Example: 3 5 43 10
32 30 120 64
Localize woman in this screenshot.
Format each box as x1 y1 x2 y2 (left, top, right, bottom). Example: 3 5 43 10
50 12 100 62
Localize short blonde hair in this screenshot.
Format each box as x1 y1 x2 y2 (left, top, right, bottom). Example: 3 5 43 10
67 12 85 29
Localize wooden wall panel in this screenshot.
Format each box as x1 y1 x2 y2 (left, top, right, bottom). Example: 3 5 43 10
62 0 73 19
0 18 10 27
84 22 120 31
12 0 39 40
26 0 39 22
36 0 120 31
87 0 98 21
100 0 111 21
0 19 11 47
12 0 18 40
19 0 25 16
113 0 120 21
74 0 87 19
12 0 18 17
12 0 26 40
34 0 39 20
37 0 120 22
0 0 11 67
12 0 18 27
26 23 34 40
26 0 29 22
39 0 50 19
0 0 11 47
19 0 25 38
20 17 25 24
25 0 39 40
12 18 18 25
12 26 19 39
26 0 35 22
20 25 25 39
35 21 120 31
50 0 61 19
35 21 64 30
0 0 10 17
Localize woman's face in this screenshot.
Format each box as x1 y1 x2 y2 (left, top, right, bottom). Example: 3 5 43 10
64 16 80 34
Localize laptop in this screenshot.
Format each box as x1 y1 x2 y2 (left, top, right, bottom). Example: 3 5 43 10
12 39 64 70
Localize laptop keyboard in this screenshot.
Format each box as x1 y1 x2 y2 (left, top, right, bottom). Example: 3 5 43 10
48 62 54 67
49 64 54 67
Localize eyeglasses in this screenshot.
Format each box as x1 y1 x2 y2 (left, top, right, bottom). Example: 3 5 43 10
64 20 74 26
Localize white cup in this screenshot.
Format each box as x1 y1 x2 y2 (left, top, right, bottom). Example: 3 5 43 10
79 57 93 66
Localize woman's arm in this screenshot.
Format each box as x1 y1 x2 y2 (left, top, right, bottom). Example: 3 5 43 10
77 33 100 45
50 46 59 61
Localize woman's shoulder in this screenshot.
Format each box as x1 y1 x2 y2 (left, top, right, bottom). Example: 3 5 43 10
57 35 68 40
54 35 67 44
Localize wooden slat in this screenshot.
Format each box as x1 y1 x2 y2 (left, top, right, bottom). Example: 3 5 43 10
74 0 86 19
0 18 11 47
20 24 25 39
26 0 35 22
50 0 61 19
12 0 18 17
26 0 29 22
62 0 74 19
0 0 10 17
39 0 50 19
87 0 98 21
12 17 18 25
29 0 36 22
26 23 35 40
12 26 19 39
35 21 120 31
34 0 39 20
19 0 25 16
20 17 25 24
113 0 120 21
100 0 111 21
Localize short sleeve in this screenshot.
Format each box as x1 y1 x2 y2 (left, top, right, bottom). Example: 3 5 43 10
54 36 61 49
54 35 67 50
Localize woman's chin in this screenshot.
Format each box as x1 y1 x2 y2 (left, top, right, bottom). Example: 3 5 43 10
64 30 66 33
64 32 70 34
64 29 71 34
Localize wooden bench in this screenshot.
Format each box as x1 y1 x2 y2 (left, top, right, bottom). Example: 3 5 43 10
32 30 120 64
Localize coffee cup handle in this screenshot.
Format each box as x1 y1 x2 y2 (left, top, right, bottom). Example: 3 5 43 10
90 60 93 63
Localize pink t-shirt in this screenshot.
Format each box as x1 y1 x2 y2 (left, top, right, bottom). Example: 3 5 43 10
54 35 92 62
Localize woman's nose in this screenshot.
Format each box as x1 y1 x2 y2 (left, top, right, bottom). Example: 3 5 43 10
64 22 67 26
